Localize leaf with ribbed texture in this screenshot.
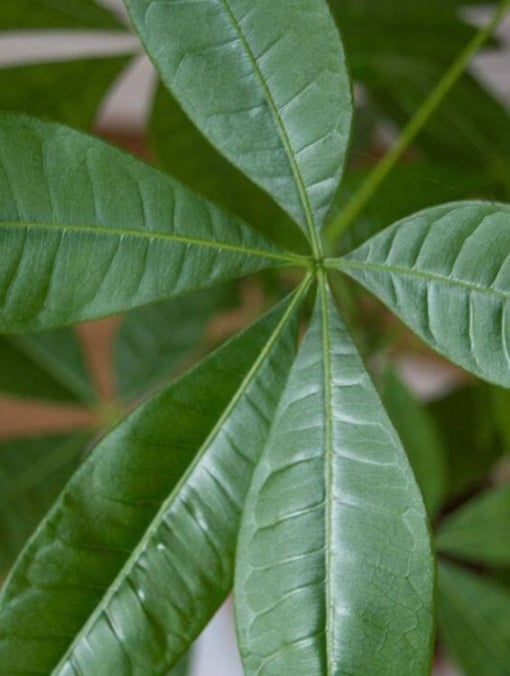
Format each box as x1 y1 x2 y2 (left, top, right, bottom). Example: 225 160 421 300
235 280 434 675
0 287 307 674
0 327 96 404
2 0 124 30
333 202 510 388
126 0 352 245
114 285 233 402
149 83 308 253
438 562 510 676
0 114 301 333
0 57 130 131
0 434 89 574
380 368 447 516
437 485 510 566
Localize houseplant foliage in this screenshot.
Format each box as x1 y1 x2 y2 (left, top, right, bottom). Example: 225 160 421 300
0 1 510 675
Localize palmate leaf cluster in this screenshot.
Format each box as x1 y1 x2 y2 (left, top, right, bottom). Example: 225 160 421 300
0 1 510 675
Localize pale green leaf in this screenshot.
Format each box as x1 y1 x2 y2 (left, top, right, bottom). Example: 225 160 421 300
334 202 510 387
437 485 510 566
126 0 352 243
0 434 89 574
0 328 96 404
438 562 510 676
235 281 434 675
380 368 447 515
0 114 301 333
0 287 307 674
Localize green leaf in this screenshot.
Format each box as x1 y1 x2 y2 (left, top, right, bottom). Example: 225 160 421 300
2 0 124 30
126 0 352 244
0 287 307 674
149 83 309 253
0 57 131 131
0 328 96 404
0 433 89 574
380 368 447 515
428 384 502 500
114 285 233 402
437 485 510 566
334 201 510 387
235 281 434 675
0 114 301 333
438 562 510 676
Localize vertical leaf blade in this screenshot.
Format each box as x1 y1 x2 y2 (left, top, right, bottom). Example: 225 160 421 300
126 0 353 240
235 282 434 675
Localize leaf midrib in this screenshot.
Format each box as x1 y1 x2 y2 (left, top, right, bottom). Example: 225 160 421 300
0 220 307 266
318 272 334 674
332 257 510 302
52 275 312 675
218 0 322 258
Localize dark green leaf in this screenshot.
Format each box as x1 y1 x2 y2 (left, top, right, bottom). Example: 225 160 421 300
331 0 510 198
438 562 510 676
0 114 302 333
0 57 131 131
0 328 96 404
437 485 510 566
336 161 491 252
380 368 448 515
0 434 89 574
0 287 307 673
235 281 434 675
428 384 502 501
114 285 234 402
126 0 352 243
2 0 124 30
335 202 510 387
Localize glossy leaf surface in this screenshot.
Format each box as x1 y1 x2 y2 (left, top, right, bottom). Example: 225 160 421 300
114 285 233 402
380 369 447 515
0 434 88 574
0 328 95 404
0 291 305 674
235 282 434 675
0 114 296 333
438 562 510 676
437 485 510 566
336 202 510 387
126 0 352 242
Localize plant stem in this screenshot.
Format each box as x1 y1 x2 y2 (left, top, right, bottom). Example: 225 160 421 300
326 0 510 245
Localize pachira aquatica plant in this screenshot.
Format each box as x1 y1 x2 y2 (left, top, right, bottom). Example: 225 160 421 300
1 0 510 674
